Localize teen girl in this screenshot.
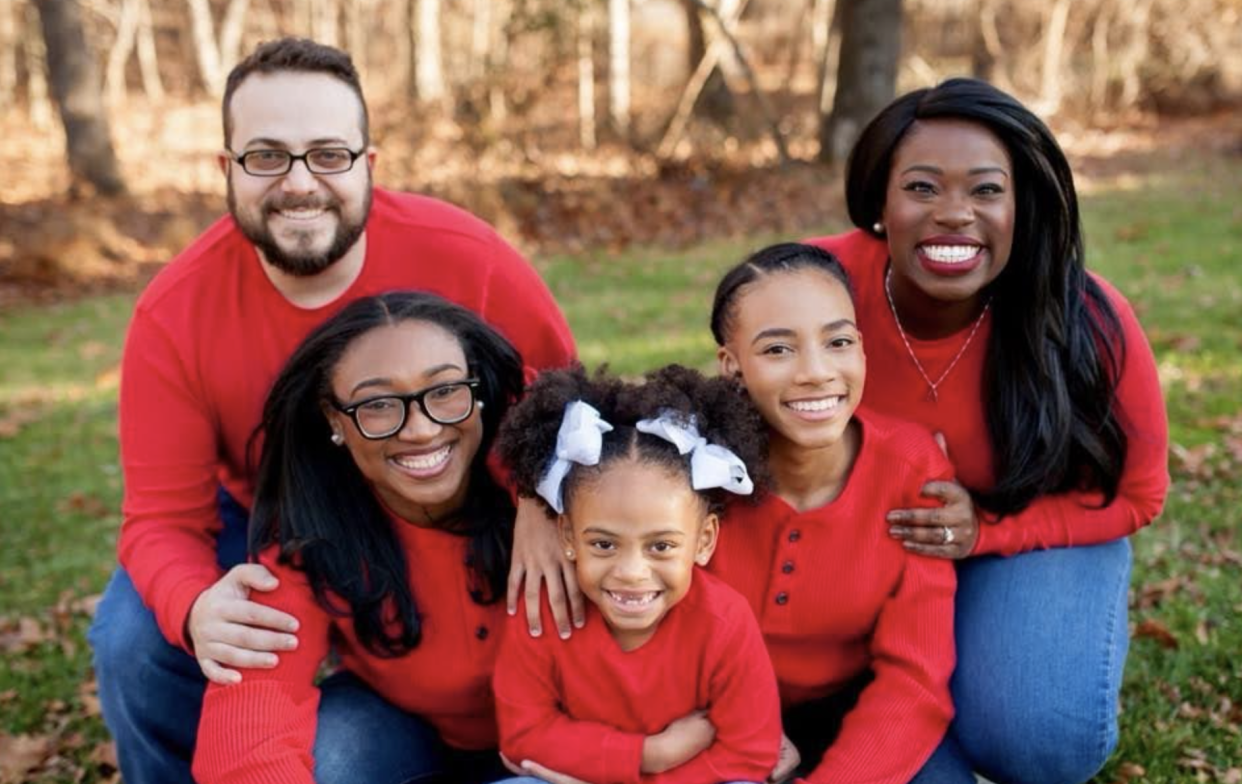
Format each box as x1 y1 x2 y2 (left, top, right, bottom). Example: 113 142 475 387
192 291 525 784
492 365 783 784
709 243 975 784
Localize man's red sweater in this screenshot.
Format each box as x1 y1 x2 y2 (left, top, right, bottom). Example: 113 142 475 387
808 230 1169 554
193 520 506 784
494 570 782 784
118 188 575 648
710 409 958 784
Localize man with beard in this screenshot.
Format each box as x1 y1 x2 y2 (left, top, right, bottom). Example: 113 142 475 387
89 38 576 784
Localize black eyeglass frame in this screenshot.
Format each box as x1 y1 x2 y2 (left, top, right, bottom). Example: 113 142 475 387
228 147 367 177
330 379 482 440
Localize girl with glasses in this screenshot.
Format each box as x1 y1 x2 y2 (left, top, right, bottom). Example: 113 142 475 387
193 291 525 784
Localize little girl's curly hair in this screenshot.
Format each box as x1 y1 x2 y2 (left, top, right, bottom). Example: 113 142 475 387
497 364 769 517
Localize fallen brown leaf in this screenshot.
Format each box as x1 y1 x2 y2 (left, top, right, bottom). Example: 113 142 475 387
1135 618 1180 649
0 732 53 783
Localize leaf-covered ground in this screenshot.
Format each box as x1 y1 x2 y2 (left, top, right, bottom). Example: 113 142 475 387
1 147 1239 783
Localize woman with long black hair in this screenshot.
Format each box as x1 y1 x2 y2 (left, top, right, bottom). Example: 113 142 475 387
192 291 526 784
808 78 1168 784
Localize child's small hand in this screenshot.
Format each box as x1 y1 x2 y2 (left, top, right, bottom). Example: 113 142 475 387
499 753 591 784
767 732 801 783
641 710 717 774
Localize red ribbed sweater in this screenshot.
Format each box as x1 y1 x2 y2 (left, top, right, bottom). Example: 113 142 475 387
710 409 958 784
117 188 575 649
807 229 1169 554
494 570 782 784
193 520 505 784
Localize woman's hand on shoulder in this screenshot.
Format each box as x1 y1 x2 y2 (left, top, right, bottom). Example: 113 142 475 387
508 496 585 638
186 563 300 684
886 433 979 560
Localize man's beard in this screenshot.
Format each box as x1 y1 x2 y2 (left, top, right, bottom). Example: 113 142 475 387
228 178 373 277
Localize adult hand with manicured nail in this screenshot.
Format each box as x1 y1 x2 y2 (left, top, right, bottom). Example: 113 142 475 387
186 563 299 685
886 432 979 560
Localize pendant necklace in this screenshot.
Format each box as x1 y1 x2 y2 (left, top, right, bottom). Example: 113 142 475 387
884 266 990 402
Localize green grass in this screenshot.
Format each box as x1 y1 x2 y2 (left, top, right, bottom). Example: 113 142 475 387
1 158 1240 782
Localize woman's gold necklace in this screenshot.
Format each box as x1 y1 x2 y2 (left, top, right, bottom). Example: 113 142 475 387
884 266 991 402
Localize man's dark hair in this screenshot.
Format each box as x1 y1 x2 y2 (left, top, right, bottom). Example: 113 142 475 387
222 37 369 148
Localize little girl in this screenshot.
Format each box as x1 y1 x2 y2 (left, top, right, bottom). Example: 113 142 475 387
492 365 783 784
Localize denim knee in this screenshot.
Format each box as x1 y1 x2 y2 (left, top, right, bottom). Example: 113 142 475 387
951 541 1131 784
313 672 448 784
90 568 204 784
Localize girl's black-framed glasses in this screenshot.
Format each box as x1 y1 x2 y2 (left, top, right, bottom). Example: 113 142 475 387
331 379 481 440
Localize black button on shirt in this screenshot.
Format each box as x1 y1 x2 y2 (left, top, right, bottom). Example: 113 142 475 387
775 592 789 605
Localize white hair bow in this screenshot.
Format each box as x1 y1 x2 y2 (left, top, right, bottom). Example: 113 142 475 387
535 401 615 514
636 411 754 496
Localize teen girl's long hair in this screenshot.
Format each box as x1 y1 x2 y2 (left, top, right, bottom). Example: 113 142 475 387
247 291 525 656
845 77 1127 516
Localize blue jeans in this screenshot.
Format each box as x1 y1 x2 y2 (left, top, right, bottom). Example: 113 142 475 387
783 674 975 783
89 489 502 784
950 538 1133 784
497 780 758 784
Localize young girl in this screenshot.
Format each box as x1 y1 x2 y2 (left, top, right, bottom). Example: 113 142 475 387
709 243 974 783
192 292 526 784
492 365 783 784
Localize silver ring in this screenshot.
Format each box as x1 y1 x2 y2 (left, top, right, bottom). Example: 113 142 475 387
942 526 955 545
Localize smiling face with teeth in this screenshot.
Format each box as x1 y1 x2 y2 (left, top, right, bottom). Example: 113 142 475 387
561 459 718 652
325 319 483 525
223 71 375 278
881 119 1015 333
717 269 865 464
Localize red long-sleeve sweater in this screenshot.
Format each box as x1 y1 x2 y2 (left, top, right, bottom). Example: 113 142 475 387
710 409 958 784
117 188 575 649
493 569 782 784
807 230 1169 555
193 519 505 784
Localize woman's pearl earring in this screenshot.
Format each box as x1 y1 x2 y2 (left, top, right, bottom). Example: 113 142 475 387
564 549 575 561
695 554 709 566
872 221 885 235
330 432 345 446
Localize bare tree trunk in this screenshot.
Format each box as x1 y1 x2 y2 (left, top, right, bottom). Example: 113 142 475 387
347 0 366 76
32 0 127 195
488 0 511 122
578 5 596 149
186 0 251 97
692 0 789 162
1038 0 1071 112
678 0 732 122
312 0 339 47
25 3 53 129
186 0 223 94
1090 1 1113 108
136 0 164 101
106 0 139 106
608 0 630 136
818 0 902 165
658 0 750 157
219 0 252 75
414 0 445 102
815 0 843 118
471 0 491 80
970 0 997 81
1118 0 1152 108
0 0 16 111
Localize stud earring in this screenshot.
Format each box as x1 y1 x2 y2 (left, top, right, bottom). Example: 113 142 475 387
477 400 485 409
564 549 575 561
695 554 709 566
872 221 885 235
330 432 345 445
